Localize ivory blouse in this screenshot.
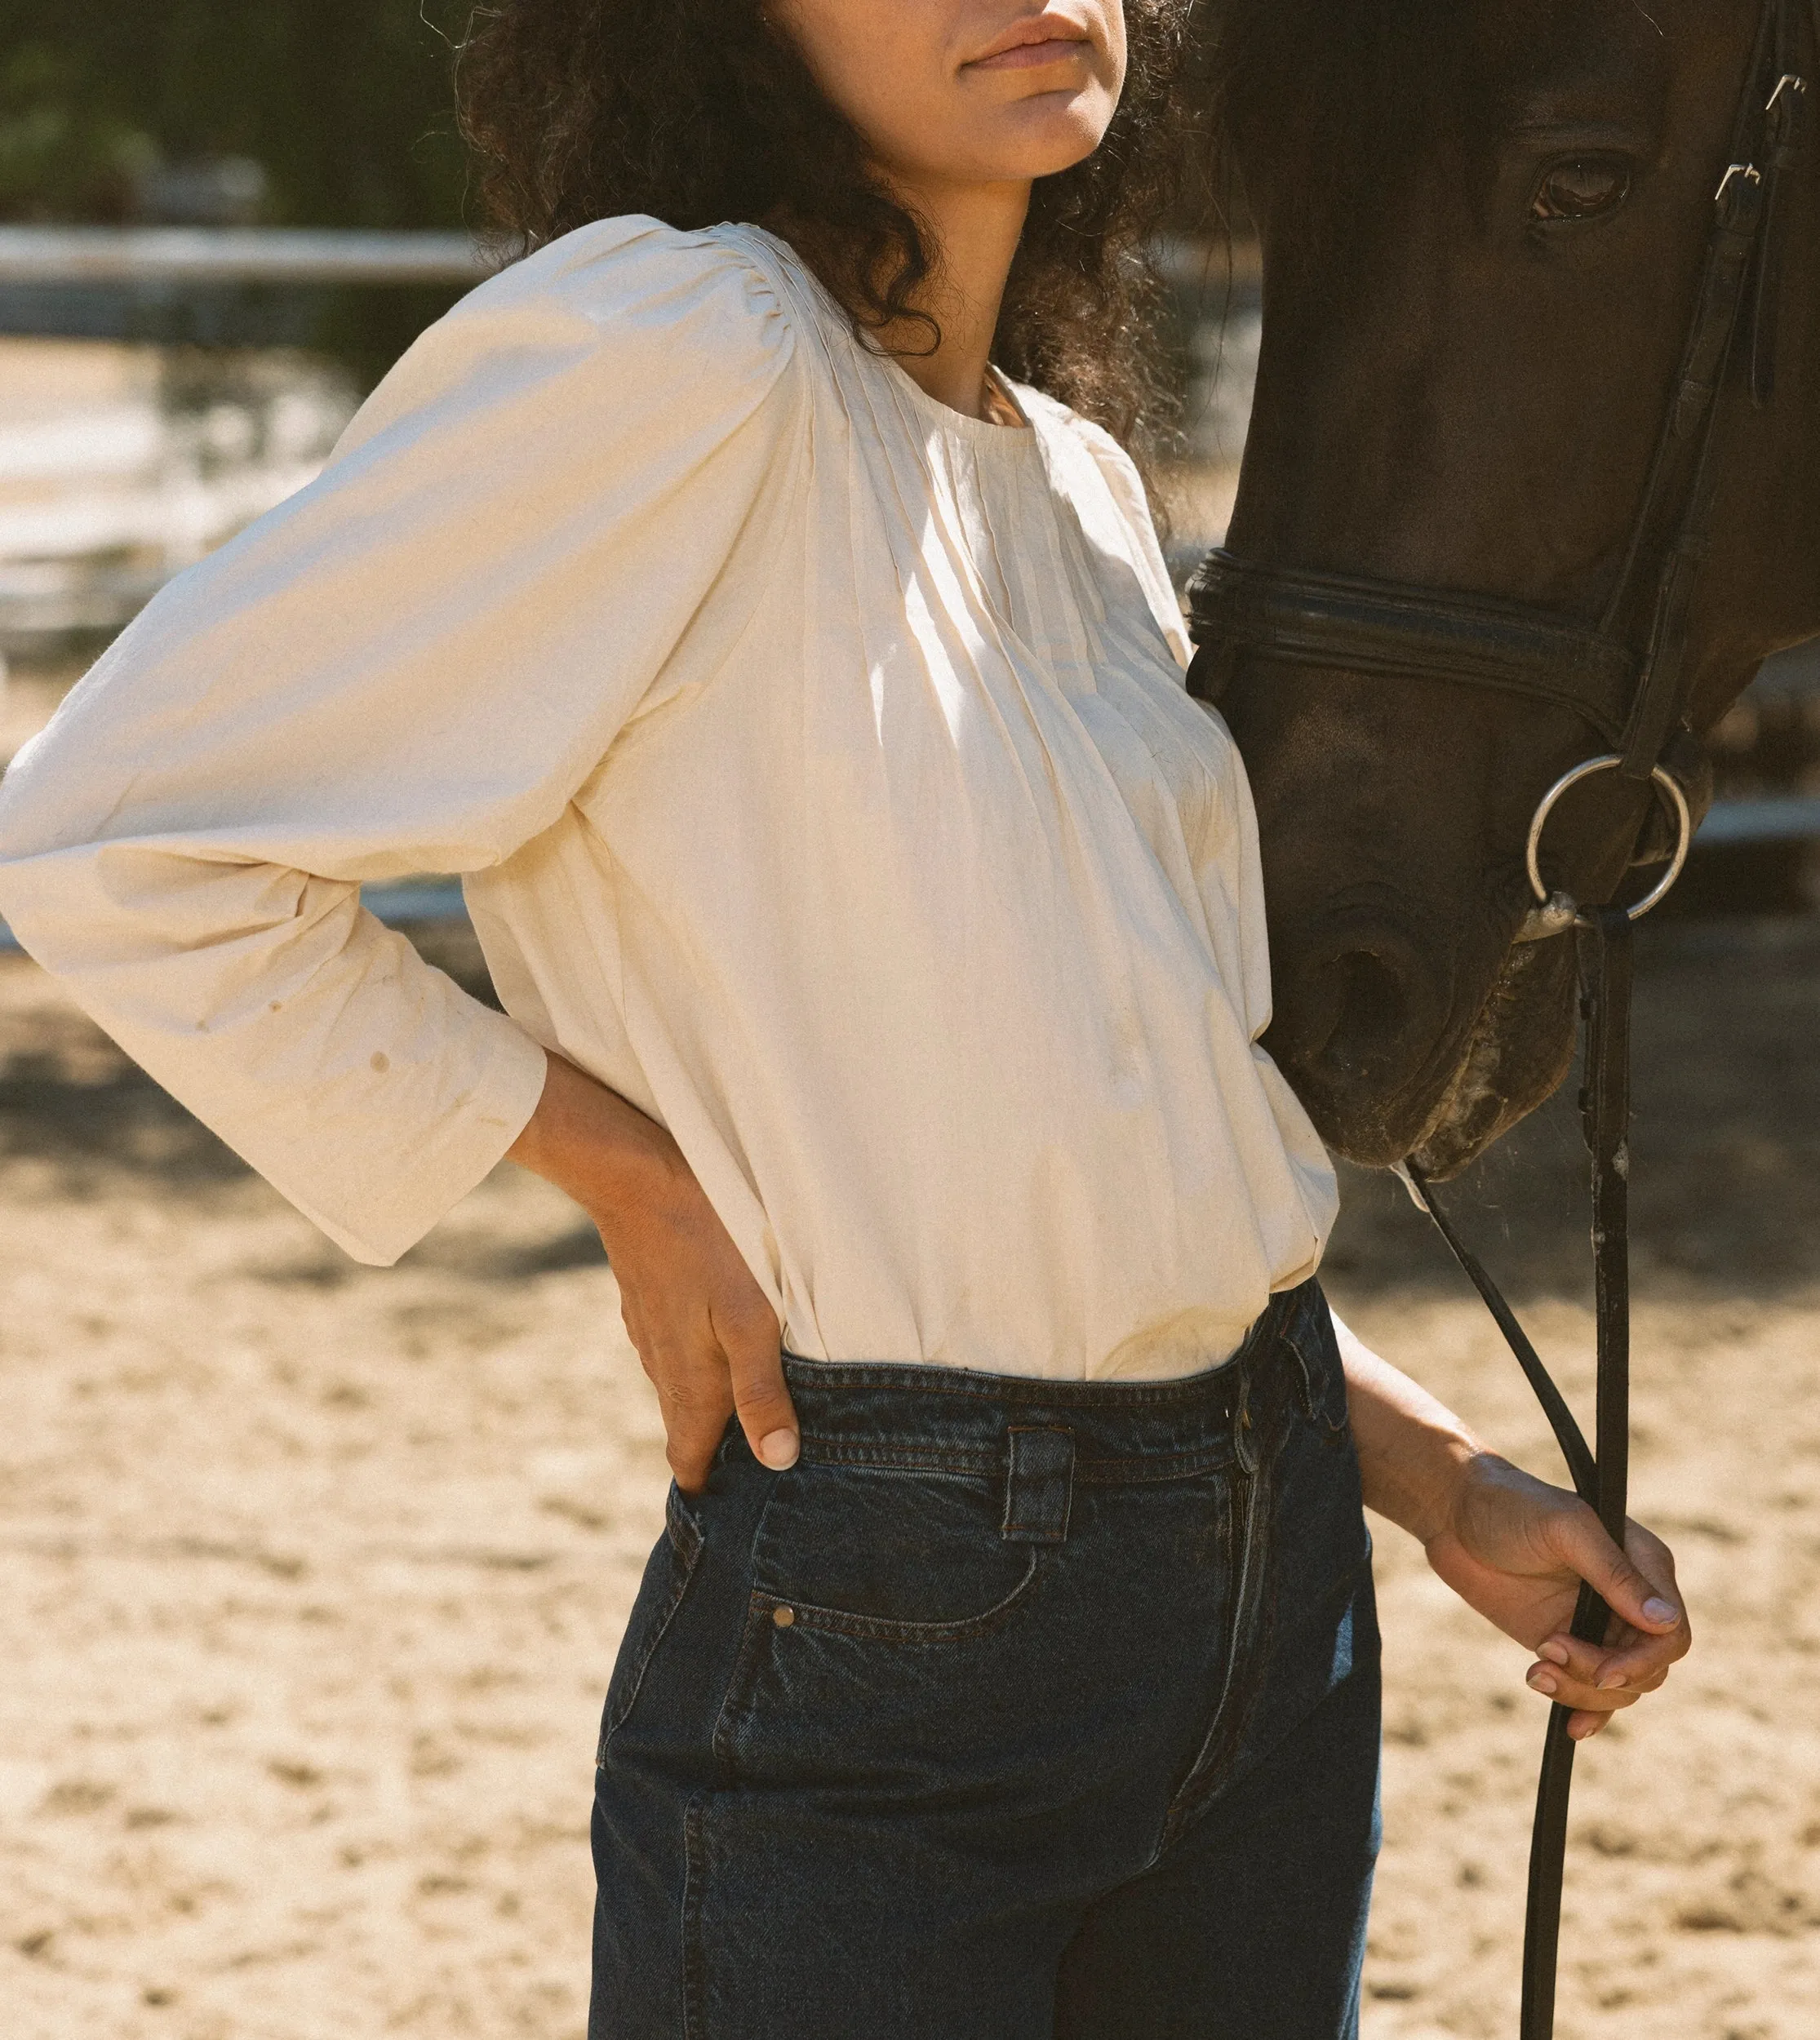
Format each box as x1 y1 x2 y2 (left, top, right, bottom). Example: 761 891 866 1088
0 216 1336 1381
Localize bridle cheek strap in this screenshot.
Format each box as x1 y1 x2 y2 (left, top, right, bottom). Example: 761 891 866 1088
1748 14 1813 402
1402 905 1635 2040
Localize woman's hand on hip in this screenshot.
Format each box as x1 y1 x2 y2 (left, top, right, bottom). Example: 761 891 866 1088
1424 1452 1691 1741
507 1053 797 1490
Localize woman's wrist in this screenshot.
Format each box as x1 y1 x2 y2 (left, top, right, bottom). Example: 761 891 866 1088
1332 1310 1485 1546
505 1051 686 1227
1397 1435 1489 1551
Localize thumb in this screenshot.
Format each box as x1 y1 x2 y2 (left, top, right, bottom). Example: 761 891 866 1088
717 1302 799 1472
1557 1506 1682 1632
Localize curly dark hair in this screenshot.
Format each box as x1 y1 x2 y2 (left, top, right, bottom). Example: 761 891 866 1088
453 2 1193 454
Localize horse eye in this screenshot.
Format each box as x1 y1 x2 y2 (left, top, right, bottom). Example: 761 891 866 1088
1531 157 1631 222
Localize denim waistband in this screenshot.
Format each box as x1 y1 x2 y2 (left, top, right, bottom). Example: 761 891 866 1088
779 1279 1336 1492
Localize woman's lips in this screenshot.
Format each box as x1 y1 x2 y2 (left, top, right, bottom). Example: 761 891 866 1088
975 34 1085 71
963 14 1094 73
965 34 1092 71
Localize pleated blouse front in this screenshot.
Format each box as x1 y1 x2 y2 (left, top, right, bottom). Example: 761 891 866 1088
0 215 1337 1381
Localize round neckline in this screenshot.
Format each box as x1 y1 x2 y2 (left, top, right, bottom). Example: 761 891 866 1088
730 221 1042 453
868 343 1042 450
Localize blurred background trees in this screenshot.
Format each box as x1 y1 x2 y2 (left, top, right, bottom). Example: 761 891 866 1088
0 0 467 228
0 0 473 376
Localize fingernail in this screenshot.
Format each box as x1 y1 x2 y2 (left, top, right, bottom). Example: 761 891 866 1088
1597 1670 1628 1691
1539 1640 1571 1667
758 1429 800 1470
1527 1668 1558 1696
1643 1596 1680 1625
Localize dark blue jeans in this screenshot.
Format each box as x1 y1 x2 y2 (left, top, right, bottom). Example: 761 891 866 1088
589 1279 1381 2039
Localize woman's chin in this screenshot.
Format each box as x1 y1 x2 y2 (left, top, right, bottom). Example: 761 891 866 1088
1010 95 1118 170
923 100 1116 186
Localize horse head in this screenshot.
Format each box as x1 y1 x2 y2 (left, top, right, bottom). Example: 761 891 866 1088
1196 0 1820 1173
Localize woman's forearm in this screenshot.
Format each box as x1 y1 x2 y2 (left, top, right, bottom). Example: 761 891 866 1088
1332 1310 1485 1544
505 1050 685 1219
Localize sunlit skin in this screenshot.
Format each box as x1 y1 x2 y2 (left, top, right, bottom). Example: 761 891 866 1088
774 2 1126 415
504 2 1689 1739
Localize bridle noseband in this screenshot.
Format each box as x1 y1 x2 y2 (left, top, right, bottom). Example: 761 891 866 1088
1183 6 1812 2036
1187 0 1812 932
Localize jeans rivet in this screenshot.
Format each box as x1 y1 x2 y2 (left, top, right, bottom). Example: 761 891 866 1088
772 1605 797 1629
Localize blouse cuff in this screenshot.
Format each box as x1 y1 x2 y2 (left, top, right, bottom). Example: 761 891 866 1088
295 1008 551 1267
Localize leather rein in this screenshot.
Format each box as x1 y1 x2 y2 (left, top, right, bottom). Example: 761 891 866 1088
1182 4 1812 2034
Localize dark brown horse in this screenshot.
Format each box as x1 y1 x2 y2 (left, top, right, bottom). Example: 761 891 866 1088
1193 0 1820 1173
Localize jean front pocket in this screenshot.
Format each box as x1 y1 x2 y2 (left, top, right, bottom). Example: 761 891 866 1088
597 1483 706 1761
747 1461 1042 1643
707 1459 1060 1804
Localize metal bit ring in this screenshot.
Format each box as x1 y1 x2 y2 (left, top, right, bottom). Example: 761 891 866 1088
1523 754 1694 930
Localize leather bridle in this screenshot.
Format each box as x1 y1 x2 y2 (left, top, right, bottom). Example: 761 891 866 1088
1181 4 1813 2034
1187 0 1813 921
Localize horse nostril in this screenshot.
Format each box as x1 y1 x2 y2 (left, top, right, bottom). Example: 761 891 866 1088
1331 949 1410 1059
1281 940 1429 1092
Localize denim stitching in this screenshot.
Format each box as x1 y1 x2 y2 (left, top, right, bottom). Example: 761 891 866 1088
596 1488 708 1761
1072 1448 1236 1482
704 1462 790 1776
782 1367 1251 1408
1002 1428 1074 1544
750 1550 1042 1645
681 1790 709 2040
794 1439 1240 1483
1268 1282 1350 1435
1155 1348 1303 1852
788 1364 1235 1401
797 1442 1002 1475
1156 1457 1267 1853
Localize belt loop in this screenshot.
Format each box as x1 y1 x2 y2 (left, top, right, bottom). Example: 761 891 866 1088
1003 1427 1075 1545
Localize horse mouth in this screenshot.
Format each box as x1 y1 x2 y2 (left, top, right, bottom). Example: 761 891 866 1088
1403 935 1577 1178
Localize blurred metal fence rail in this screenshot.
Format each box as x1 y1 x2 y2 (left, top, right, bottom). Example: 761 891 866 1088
0 226 490 347
1698 796 1820 846
0 228 1252 294
0 227 490 289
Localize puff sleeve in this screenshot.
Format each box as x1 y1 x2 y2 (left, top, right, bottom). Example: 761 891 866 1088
0 216 804 1263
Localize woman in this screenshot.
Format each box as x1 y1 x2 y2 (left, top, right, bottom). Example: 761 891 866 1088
0 4 1689 2034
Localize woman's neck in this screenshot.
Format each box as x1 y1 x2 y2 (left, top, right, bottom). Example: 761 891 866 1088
881 174 1031 420
779 174 1032 422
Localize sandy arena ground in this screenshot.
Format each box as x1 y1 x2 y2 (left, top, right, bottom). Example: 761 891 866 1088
2 916 1817 2040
